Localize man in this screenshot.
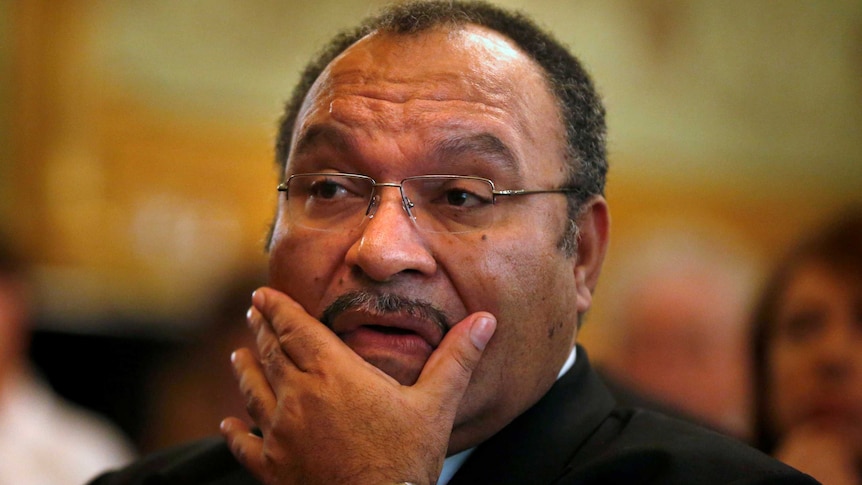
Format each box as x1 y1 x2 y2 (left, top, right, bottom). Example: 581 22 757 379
91 2 815 484
0 234 136 485
595 221 760 440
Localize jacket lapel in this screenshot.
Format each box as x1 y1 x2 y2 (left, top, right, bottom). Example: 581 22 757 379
448 345 615 485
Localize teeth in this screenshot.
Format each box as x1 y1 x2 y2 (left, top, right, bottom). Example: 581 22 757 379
366 325 414 335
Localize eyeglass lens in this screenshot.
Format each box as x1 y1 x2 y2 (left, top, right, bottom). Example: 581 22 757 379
285 174 496 233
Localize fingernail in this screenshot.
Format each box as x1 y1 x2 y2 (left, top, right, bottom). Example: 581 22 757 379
245 307 256 330
230 350 237 364
470 315 496 351
251 288 265 308
220 419 230 433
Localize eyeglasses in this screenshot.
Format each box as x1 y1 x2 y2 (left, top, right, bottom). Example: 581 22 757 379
277 173 577 234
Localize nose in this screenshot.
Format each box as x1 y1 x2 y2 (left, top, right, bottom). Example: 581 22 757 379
813 317 857 382
345 186 437 282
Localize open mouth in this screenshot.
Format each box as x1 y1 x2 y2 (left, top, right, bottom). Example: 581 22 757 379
335 321 437 362
322 291 451 349
336 321 438 385
364 324 418 335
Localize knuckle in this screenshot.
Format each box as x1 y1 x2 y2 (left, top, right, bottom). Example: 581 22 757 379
262 348 285 379
245 396 262 418
278 331 325 360
452 349 477 376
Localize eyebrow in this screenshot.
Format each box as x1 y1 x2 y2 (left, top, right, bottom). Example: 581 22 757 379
292 125 521 176
293 125 351 157
431 133 521 177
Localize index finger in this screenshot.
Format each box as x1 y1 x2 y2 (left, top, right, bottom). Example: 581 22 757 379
250 286 348 372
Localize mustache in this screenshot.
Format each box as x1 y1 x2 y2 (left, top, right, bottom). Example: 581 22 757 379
320 290 451 335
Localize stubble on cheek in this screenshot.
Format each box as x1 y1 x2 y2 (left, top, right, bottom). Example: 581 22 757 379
485 227 578 370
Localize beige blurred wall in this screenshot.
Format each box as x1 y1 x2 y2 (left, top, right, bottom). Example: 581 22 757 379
1 1 11 218
3 0 861 333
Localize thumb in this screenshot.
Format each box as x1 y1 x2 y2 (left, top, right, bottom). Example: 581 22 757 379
415 312 496 403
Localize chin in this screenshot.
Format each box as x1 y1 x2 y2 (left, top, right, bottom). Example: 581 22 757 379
364 355 424 386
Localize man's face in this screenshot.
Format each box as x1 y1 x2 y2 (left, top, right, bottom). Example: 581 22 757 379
268 25 599 450
767 261 862 454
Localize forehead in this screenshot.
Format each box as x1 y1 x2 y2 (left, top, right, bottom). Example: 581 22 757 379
289 24 565 177
326 25 541 103
784 260 862 298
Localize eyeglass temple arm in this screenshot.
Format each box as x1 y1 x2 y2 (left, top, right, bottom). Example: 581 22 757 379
493 188 579 197
275 183 579 197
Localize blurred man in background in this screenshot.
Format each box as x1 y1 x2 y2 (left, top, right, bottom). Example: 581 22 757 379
594 219 760 439
0 232 136 485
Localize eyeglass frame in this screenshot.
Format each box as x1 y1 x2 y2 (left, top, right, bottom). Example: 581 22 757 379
276 172 580 232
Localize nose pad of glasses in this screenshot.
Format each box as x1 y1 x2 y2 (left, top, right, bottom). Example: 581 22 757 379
364 191 417 222
402 197 416 219
365 194 381 219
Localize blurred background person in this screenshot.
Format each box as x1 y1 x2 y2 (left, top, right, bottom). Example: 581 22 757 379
0 232 136 485
750 208 862 484
591 217 762 440
136 267 262 454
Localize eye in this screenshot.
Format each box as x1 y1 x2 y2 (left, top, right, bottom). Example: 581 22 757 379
779 309 826 343
444 189 485 208
309 179 343 199
428 178 492 209
305 176 365 200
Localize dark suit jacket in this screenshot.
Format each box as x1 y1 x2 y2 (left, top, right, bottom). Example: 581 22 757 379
90 346 816 484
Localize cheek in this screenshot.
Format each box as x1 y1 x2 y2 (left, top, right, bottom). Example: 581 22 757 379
458 235 548 312
766 345 809 429
479 236 575 319
450 231 578 428
269 229 350 314
464 231 578 363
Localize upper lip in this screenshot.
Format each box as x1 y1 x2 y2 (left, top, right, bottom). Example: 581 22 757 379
330 308 447 348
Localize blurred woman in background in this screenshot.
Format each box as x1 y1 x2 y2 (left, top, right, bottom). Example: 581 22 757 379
751 208 862 484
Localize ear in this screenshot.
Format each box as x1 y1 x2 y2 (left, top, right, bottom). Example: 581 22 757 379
573 195 610 314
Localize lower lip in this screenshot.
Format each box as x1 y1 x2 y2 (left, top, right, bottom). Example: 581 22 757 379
338 327 434 358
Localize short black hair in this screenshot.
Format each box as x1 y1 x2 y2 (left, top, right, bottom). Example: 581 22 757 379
274 0 607 217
